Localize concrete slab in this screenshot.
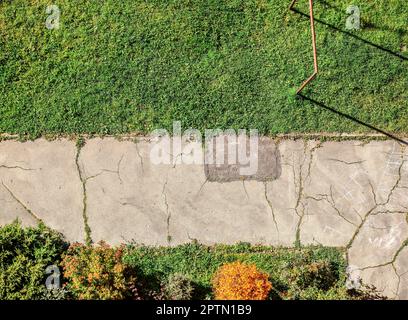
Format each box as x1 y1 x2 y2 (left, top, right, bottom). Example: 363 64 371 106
0 136 407 298
78 138 169 245
0 139 84 242
348 213 408 268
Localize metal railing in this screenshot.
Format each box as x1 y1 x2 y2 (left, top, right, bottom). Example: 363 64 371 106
289 0 318 94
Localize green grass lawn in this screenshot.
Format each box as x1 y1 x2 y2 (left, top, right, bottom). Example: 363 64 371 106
0 0 407 137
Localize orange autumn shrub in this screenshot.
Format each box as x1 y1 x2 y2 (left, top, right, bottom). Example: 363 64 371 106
212 261 272 300
61 241 136 300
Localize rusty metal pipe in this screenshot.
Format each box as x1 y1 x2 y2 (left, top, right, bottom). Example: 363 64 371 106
290 0 319 94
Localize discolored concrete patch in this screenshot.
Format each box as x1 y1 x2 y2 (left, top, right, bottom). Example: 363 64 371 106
204 136 281 182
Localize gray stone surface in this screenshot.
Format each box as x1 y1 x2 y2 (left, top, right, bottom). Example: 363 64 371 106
0 137 407 299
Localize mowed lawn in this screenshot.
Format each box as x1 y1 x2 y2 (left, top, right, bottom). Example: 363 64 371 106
0 0 407 137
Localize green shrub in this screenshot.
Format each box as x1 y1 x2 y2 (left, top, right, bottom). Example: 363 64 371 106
290 261 337 290
161 273 194 300
0 221 67 300
61 242 136 300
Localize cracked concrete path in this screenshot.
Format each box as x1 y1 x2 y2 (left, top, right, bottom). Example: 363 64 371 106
0 137 407 299
0 139 84 242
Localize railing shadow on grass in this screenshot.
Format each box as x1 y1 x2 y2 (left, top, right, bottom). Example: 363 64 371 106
298 93 408 146
318 0 408 38
290 7 408 62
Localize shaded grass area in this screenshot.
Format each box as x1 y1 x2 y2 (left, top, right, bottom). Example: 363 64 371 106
0 0 407 137
123 243 350 300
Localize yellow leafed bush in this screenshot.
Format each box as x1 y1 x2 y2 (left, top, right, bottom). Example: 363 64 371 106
61 241 136 300
212 261 272 300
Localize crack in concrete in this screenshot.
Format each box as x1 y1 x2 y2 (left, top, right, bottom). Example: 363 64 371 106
292 141 323 246
371 210 408 216
116 154 124 184
346 204 378 263
73 154 125 242
75 142 92 245
98 154 124 184
360 238 408 273
293 141 309 246
327 159 366 165
197 178 208 196
172 152 184 169
328 186 360 226
368 180 379 208
263 181 279 236
242 180 249 199
380 160 406 207
162 178 171 245
134 142 144 173
119 200 138 208
305 141 322 183
0 165 37 171
393 263 402 300
1 181 43 223
306 188 360 227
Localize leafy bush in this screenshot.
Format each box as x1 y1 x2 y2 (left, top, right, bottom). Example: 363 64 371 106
0 221 67 300
212 261 272 300
290 261 337 290
61 242 136 300
281 258 385 300
161 273 194 300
